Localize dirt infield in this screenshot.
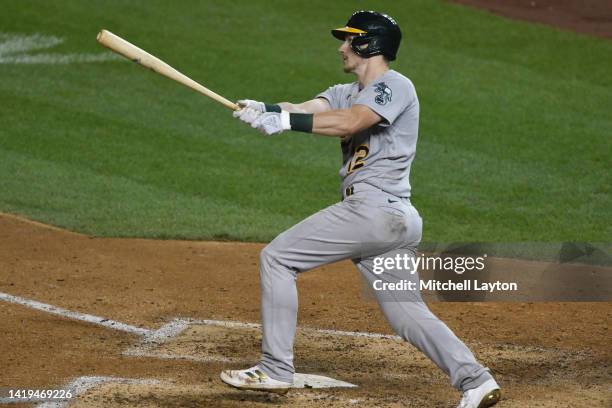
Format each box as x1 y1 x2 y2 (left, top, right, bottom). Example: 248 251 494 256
1 213 610 407
451 0 612 38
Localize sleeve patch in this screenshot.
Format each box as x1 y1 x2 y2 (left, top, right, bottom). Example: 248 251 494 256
374 82 392 106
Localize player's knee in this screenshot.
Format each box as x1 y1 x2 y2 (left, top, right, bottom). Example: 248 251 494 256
260 244 282 272
259 245 275 269
260 244 295 278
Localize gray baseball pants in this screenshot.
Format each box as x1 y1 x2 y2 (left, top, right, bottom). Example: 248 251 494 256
258 183 492 391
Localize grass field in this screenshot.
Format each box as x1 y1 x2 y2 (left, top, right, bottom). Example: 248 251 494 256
0 0 610 244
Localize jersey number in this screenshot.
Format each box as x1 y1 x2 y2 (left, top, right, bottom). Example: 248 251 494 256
348 144 370 173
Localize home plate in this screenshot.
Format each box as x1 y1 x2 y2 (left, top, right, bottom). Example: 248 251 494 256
293 373 357 389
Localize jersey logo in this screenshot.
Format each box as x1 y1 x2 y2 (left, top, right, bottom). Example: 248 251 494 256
374 82 392 105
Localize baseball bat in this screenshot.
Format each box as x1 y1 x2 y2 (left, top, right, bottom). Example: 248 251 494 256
96 29 239 111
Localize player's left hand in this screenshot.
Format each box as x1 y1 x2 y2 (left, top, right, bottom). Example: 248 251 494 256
251 112 291 136
233 107 262 125
237 99 266 113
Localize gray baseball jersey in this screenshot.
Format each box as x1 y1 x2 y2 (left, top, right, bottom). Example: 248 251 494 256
317 69 419 198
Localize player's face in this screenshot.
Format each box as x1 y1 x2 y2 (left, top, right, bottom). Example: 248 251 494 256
338 35 362 73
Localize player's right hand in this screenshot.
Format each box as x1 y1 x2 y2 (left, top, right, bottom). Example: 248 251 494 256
236 99 266 113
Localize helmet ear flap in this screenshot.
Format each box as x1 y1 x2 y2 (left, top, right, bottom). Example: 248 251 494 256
351 34 386 59
350 35 372 57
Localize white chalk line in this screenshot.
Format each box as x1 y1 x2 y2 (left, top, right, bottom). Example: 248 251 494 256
0 33 61 55
0 292 150 337
190 318 402 340
0 53 121 64
0 32 121 65
142 319 190 344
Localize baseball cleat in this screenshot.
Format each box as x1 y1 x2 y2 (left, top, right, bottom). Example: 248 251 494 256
220 366 292 394
457 378 501 408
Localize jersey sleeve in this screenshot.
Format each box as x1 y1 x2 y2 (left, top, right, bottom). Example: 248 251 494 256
315 84 344 110
354 76 414 126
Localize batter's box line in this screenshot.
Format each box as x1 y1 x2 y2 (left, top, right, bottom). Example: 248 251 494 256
0 292 151 337
141 317 403 345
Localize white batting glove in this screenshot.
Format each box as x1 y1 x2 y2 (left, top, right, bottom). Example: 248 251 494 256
251 111 291 136
233 107 263 125
237 99 266 113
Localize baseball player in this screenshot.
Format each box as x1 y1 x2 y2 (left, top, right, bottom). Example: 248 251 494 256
220 11 501 408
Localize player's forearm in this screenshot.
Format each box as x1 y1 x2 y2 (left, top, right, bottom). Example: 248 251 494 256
277 99 331 114
277 102 308 113
311 109 359 137
279 108 371 138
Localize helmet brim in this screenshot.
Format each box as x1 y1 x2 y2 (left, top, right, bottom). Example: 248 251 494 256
331 26 367 40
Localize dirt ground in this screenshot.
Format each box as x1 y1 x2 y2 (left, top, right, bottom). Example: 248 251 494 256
451 0 612 38
0 212 610 407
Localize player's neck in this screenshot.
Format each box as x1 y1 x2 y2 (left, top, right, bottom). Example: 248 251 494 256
355 59 390 89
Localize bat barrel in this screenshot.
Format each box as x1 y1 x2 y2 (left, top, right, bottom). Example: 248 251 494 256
96 29 239 111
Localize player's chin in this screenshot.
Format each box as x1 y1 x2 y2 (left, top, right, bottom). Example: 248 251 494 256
340 58 349 72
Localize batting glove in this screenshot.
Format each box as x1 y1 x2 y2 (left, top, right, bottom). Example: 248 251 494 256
233 107 263 125
251 111 291 136
236 99 266 113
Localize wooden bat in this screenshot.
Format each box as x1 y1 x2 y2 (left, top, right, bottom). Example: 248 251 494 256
96 29 239 111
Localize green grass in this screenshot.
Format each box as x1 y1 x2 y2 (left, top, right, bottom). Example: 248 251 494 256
0 0 610 243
